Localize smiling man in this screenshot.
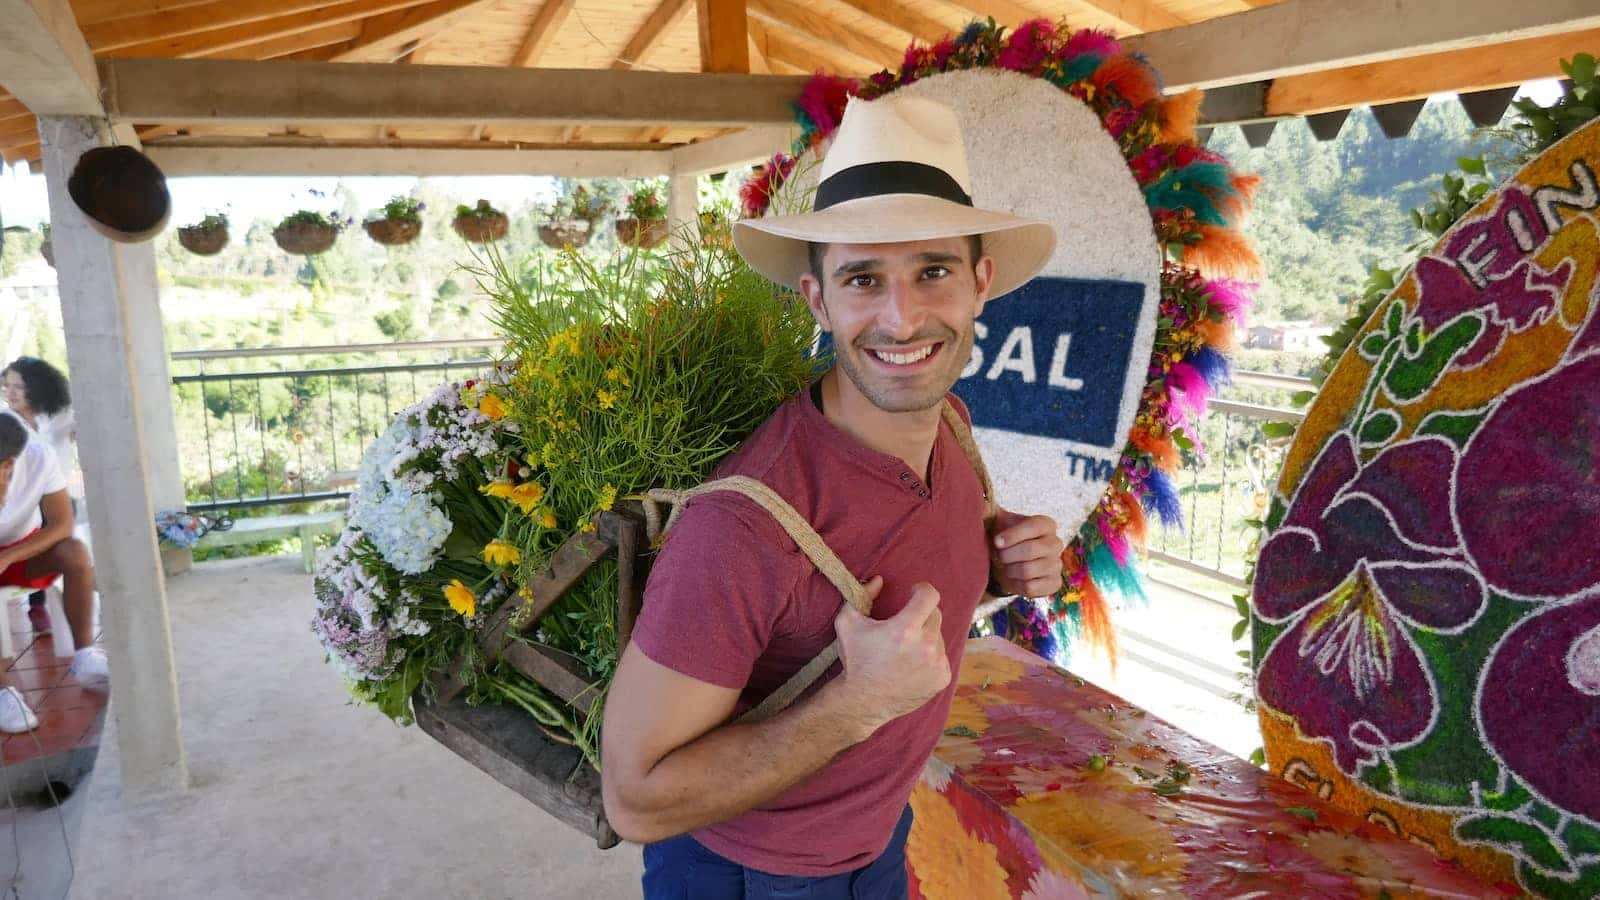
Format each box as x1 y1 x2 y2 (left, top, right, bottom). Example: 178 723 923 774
602 95 1064 899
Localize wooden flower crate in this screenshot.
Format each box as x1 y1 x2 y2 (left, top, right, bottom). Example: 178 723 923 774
414 503 650 849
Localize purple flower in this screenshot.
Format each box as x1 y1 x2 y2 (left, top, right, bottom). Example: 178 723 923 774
1254 432 1486 774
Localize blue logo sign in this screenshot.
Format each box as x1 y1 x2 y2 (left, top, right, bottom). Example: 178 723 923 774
954 277 1145 449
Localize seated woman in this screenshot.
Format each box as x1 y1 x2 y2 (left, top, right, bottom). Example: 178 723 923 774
0 414 106 703
3 357 78 635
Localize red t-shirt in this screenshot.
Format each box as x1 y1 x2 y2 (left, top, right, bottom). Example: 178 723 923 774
630 387 990 876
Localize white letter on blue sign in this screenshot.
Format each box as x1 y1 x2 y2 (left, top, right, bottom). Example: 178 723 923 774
986 326 1036 384
1047 333 1084 391
962 322 988 378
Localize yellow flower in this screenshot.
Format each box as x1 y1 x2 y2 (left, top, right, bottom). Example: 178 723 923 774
906 782 1011 900
535 507 558 529
580 520 597 534
480 539 522 567
480 480 515 500
604 367 630 386
444 580 476 617
478 392 507 421
508 481 545 515
524 450 540 469
596 484 617 512
459 385 480 407
596 389 617 410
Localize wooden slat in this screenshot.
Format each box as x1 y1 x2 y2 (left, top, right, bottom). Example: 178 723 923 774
0 0 102 116
746 16 878 75
103 0 431 59
1267 25 1600 116
670 123 791 174
147 143 678 177
510 0 578 67
0 98 30 119
1065 0 1188 34
0 116 39 144
1 142 40 165
941 0 1042 29
696 0 750 73
746 30 772 74
1124 0 1600 92
613 0 695 70
747 0 900 70
330 0 497 62
834 0 952 43
201 21 364 60
83 0 371 52
70 0 216 27
502 643 601 714
100 57 811 127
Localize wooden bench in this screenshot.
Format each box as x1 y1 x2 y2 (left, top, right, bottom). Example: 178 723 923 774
194 511 346 573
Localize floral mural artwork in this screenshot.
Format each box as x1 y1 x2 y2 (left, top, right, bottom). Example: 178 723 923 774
1251 115 1600 895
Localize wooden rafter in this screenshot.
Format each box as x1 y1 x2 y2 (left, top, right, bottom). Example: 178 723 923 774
1267 24 1600 116
747 0 900 70
941 0 1042 30
745 31 772 74
832 0 952 44
511 0 578 68
82 0 404 53
613 0 695 70
71 0 216 27
104 0 433 59
1063 0 1188 35
746 19 870 76
201 22 365 60
329 0 498 62
697 0 751 74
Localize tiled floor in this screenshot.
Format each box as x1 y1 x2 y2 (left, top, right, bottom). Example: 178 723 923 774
1 599 106 765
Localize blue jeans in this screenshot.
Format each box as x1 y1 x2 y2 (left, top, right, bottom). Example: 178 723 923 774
641 806 912 899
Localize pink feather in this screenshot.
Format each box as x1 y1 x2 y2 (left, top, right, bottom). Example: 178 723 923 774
1204 279 1254 325
1097 518 1132 567
1167 362 1212 419
1061 29 1120 59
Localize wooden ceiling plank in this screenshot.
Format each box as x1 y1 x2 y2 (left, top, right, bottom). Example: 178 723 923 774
85 0 371 53
747 0 899 70
510 0 578 67
100 57 811 127
104 0 434 59
1063 0 1189 34
941 0 1042 29
748 19 871 76
201 22 364 60
330 0 498 62
1265 24 1600 115
0 0 102 116
697 0 751 73
834 0 952 43
71 0 216 27
146 143 675 177
1126 0 1600 92
613 0 695 70
746 31 772 74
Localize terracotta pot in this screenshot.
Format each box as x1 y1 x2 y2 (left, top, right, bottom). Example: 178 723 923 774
273 220 338 255
616 218 669 250
538 220 591 249
364 217 421 246
177 224 229 256
454 211 509 244
67 145 170 244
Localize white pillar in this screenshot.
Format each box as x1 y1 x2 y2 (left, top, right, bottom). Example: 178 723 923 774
666 173 698 250
38 115 188 797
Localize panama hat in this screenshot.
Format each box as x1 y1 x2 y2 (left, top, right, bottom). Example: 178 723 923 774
733 94 1056 300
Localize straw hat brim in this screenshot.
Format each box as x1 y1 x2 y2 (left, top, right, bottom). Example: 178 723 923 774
733 193 1056 300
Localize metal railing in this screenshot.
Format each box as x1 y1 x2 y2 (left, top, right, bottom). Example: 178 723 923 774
170 340 501 512
1144 369 1311 603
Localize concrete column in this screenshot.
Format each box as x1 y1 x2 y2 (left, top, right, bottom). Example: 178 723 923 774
666 173 698 250
38 115 188 797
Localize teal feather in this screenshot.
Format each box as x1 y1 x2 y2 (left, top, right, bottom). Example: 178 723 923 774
1088 543 1147 604
1142 162 1237 226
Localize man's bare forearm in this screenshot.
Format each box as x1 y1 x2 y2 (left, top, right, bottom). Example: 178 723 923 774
608 680 877 843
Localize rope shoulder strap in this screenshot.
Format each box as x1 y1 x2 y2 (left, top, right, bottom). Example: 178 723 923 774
640 398 993 724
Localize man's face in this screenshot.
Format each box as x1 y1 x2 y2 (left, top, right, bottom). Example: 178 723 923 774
799 237 995 413
1 371 26 413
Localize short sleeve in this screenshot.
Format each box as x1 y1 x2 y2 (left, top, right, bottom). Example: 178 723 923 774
30 441 66 496
630 494 805 690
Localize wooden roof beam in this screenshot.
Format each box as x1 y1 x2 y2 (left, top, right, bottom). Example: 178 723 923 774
83 0 394 53
104 0 435 59
1063 0 1188 35
511 0 578 68
330 0 498 62
201 22 365 61
747 0 900 70
941 0 1044 30
614 0 695 70
0 0 103 116
832 0 954 44
100 57 811 127
146 144 675 177
71 0 215 27
747 19 872 77
1126 0 1600 91
698 0 751 74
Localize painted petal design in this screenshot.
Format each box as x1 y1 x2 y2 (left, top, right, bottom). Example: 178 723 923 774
1340 437 1460 551
1479 596 1600 821
1368 561 1487 632
1257 568 1436 775
1283 433 1358 532
1254 529 1348 622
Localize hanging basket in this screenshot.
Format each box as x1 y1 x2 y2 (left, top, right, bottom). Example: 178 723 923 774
615 218 669 250
538 220 591 249
453 200 509 244
177 223 229 256
364 217 421 247
67 145 170 244
273 220 339 256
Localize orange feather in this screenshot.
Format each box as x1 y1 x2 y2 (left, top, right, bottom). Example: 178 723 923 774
1093 55 1161 109
1196 317 1238 352
1131 428 1180 471
1158 90 1203 144
1183 225 1264 281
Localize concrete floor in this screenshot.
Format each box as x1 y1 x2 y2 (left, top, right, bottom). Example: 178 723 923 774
67 555 643 900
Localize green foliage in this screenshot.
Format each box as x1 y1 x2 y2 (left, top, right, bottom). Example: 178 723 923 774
372 306 417 340
186 213 229 231
375 194 424 224
279 209 350 231
1505 54 1599 159
624 181 667 221
454 199 503 220
1408 156 1497 245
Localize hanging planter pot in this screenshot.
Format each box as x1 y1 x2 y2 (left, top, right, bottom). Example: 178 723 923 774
67 145 170 243
365 196 425 247
615 217 668 249
538 219 591 249
453 199 508 244
177 215 230 256
273 211 345 256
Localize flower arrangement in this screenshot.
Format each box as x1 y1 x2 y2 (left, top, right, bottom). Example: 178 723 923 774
155 509 230 548
742 18 1257 662
365 195 425 246
617 182 670 249
623 183 666 222
177 212 230 255
453 199 509 244
273 209 351 255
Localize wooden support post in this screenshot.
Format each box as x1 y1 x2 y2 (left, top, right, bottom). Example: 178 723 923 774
38 115 188 797
666 172 698 251
696 0 750 74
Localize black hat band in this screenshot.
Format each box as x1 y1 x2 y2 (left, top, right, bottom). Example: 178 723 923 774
813 160 973 212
